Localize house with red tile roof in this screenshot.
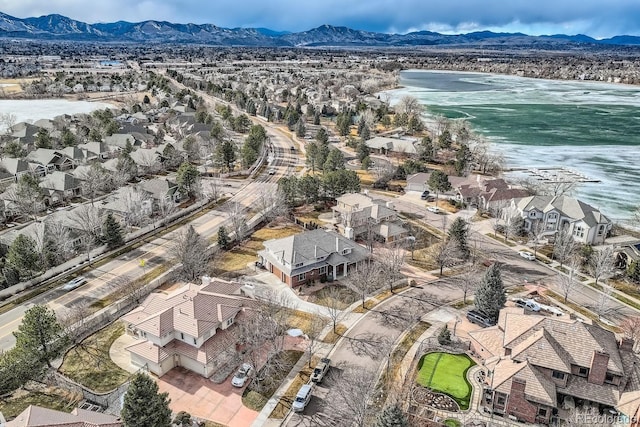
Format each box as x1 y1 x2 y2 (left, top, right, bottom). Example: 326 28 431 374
469 307 640 425
121 276 255 378
5 405 122 427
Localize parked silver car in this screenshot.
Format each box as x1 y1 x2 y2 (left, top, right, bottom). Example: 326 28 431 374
231 363 253 387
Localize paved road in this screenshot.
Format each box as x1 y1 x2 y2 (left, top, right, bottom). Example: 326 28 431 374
0 99 300 351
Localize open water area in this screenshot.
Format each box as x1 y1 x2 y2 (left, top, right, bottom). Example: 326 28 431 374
386 70 640 223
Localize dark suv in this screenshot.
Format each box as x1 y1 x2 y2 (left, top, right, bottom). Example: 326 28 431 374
420 190 430 200
466 310 496 327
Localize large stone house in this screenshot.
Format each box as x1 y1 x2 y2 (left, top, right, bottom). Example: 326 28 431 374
121 277 254 378
332 192 408 243
257 229 370 287
508 195 612 245
469 308 640 425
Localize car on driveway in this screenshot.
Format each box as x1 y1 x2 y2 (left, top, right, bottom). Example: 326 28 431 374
268 168 276 175
311 358 331 383
518 250 536 261
513 298 541 312
231 363 253 387
466 309 496 327
427 206 441 214
420 190 430 200
63 276 87 291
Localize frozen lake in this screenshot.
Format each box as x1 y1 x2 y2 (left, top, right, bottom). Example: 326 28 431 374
0 98 113 130
386 70 640 223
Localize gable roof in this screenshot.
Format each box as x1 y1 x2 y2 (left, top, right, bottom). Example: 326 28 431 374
39 171 78 192
0 158 29 174
490 359 557 406
259 229 369 275
6 405 122 427
365 136 418 154
121 280 249 339
515 195 611 227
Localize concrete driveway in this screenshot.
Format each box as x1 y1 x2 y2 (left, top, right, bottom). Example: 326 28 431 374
157 367 258 427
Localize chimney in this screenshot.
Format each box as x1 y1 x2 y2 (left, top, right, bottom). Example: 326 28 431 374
588 350 610 385
336 236 340 252
620 338 635 352
201 275 211 287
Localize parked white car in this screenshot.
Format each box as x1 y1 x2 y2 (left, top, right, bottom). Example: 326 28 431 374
513 298 541 312
427 206 441 214
518 250 536 261
231 363 253 387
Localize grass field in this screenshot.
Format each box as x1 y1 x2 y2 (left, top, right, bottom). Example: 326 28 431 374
416 352 475 410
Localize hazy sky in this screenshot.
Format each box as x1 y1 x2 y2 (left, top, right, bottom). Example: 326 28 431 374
4 0 640 38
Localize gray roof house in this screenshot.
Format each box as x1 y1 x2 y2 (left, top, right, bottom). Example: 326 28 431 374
257 229 370 287
39 171 80 205
0 158 30 184
332 192 408 243
138 178 181 204
26 149 75 173
103 133 141 149
509 195 612 245
365 136 418 156
78 141 112 161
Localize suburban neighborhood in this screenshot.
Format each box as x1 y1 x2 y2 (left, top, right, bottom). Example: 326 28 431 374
0 15 640 427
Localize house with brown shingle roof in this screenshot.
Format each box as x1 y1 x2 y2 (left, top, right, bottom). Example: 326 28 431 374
121 276 254 378
5 404 122 426
469 307 640 425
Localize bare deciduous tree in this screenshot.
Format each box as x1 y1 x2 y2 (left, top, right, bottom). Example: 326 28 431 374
395 95 422 116
323 285 348 333
255 189 288 223
554 229 577 269
430 239 456 276
45 219 74 264
378 242 406 292
69 205 103 263
304 313 327 368
590 246 615 287
557 260 580 303
456 264 481 304
78 163 107 205
325 365 379 427
344 259 382 308
227 201 248 242
172 225 210 282
0 112 17 135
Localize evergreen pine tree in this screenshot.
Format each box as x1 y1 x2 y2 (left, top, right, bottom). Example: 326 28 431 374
448 217 470 260
121 372 172 427
474 263 506 322
103 213 124 250
218 226 229 250
375 404 409 427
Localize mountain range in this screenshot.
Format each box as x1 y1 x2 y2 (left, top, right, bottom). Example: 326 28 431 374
2 11 640 47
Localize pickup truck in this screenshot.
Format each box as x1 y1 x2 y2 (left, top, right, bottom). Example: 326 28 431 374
311 357 331 383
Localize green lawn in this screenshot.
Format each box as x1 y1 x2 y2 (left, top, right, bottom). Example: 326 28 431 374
416 352 475 410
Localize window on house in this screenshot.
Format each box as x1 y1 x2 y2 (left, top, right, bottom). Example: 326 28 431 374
605 373 615 384
496 395 506 405
295 262 303 268
598 225 605 235
538 407 548 417
578 367 589 377
319 266 327 274
298 273 306 281
574 226 584 238
342 248 351 255
552 371 565 380
226 318 233 327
